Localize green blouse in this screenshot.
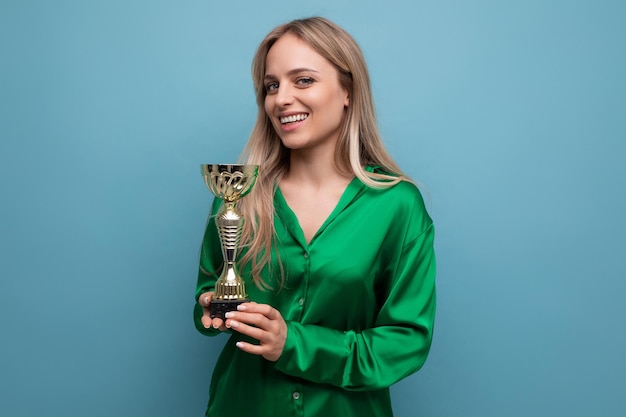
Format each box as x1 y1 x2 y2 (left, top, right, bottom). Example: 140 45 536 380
194 173 436 417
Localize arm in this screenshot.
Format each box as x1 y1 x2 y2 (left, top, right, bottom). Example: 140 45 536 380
274 222 436 390
193 198 227 336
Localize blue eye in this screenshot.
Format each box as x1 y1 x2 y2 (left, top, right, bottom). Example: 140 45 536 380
296 77 314 86
265 82 279 93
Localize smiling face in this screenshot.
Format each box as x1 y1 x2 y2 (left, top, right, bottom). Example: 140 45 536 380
263 33 350 155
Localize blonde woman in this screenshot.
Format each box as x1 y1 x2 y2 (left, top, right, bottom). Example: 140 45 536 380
194 16 436 417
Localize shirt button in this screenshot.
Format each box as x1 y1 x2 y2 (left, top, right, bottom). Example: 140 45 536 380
298 298 305 306
303 252 309 259
292 392 301 400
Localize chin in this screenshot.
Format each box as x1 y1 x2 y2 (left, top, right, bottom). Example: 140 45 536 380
278 137 307 150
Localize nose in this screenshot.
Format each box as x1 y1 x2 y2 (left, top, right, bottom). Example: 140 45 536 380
274 84 294 107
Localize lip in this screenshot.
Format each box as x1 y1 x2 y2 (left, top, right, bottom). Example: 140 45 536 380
276 112 308 132
279 118 305 132
278 111 308 120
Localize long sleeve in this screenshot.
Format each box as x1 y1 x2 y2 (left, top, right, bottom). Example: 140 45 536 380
274 221 436 390
193 198 225 337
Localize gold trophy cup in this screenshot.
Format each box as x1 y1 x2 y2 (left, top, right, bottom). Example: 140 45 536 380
200 164 259 320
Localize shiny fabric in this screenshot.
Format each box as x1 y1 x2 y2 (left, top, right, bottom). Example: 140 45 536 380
194 171 436 417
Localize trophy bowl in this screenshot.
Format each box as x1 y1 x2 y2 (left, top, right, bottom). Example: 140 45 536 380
200 164 259 319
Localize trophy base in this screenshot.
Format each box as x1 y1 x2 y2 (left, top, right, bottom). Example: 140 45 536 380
210 298 249 320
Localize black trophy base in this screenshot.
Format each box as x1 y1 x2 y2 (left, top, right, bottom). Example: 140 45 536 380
210 298 249 320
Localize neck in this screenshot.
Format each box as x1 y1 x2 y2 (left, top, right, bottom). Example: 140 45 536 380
284 147 351 187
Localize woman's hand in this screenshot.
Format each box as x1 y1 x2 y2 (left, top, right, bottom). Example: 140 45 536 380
198 292 227 331
224 302 287 362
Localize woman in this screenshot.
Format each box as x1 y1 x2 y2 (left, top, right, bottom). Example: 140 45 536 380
194 16 436 417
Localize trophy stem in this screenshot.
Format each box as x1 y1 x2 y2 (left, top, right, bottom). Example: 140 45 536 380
211 200 249 319
216 202 244 283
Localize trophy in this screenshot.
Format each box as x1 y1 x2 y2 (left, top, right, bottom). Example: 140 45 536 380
200 164 259 320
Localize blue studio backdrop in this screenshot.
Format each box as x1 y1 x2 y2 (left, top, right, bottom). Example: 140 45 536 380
1 1 625 416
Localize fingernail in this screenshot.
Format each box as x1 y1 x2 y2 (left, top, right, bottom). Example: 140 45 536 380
225 312 234 319
229 320 240 328
236 341 244 348
204 296 210 305
237 304 247 311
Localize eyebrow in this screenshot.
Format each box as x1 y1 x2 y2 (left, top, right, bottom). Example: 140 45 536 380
264 67 319 81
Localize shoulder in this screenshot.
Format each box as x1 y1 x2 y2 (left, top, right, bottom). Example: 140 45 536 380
361 178 433 234
385 179 425 202
390 182 433 246
363 169 428 210
379 179 430 214
365 167 425 201
359 165 432 213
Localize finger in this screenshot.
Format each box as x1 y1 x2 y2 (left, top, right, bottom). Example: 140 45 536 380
201 314 212 329
237 303 281 321
201 293 213 308
212 317 224 329
198 292 213 311
235 340 265 356
198 292 226 331
235 340 283 362
198 293 211 328
200 315 227 331
226 312 273 335
225 319 266 340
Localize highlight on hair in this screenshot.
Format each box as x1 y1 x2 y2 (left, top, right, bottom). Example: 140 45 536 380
238 16 409 290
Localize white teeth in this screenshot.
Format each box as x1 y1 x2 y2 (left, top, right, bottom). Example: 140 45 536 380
280 114 308 124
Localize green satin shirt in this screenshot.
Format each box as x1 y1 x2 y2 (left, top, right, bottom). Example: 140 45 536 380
194 172 436 417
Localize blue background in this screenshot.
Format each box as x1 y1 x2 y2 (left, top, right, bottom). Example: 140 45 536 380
1 1 625 416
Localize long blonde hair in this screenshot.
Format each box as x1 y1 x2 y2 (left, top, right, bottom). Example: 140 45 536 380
239 16 408 289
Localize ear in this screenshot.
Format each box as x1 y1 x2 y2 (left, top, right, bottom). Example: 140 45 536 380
343 89 350 107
